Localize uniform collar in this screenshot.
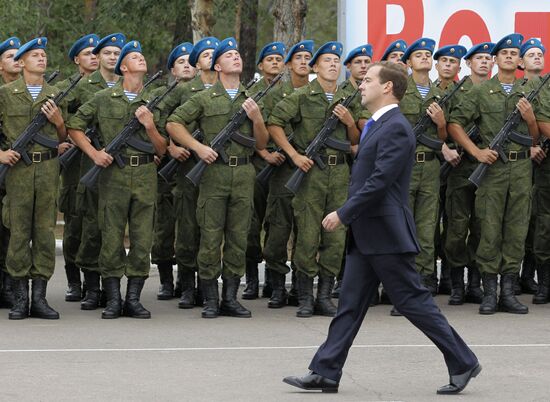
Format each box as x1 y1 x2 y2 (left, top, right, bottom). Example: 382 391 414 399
11 76 56 104
209 79 246 99
188 75 206 92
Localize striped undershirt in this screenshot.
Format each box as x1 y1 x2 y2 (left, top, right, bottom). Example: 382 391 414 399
501 83 513 95
325 92 334 102
124 90 138 101
416 84 430 99
226 88 239 99
27 85 42 101
204 83 213 89
106 81 117 88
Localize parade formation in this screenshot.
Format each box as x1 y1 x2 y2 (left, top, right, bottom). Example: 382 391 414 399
0 31 549 321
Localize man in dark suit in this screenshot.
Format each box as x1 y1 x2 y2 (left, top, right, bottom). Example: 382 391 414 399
283 62 481 395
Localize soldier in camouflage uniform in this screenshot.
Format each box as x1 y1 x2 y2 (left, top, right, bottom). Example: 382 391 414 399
445 42 495 306
268 41 361 318
448 33 536 315
56 34 100 302
167 37 269 319
0 37 22 309
261 40 313 308
242 41 286 301
68 40 167 319
0 37 68 320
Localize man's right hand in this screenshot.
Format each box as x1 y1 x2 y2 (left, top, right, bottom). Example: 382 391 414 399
0 150 21 166
92 149 114 168
168 145 191 162
196 144 218 164
291 153 314 172
474 148 498 164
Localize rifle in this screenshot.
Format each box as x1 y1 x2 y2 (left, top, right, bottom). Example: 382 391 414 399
256 133 294 187
285 88 359 195
157 129 204 183
468 73 550 187
0 73 82 185
185 72 283 187
413 76 468 150
79 71 177 188
45 70 60 84
439 125 480 181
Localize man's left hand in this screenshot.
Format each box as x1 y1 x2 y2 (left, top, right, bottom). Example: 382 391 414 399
322 211 343 232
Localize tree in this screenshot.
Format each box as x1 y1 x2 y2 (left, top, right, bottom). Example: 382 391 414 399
192 0 216 42
272 0 307 48
236 0 258 82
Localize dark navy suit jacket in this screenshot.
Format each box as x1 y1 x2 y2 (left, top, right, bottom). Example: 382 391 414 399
337 106 420 255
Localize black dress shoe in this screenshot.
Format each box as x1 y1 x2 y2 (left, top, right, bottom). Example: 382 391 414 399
283 371 339 393
390 306 402 316
437 364 482 395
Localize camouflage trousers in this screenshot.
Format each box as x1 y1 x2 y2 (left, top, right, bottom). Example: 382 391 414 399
475 159 532 275
97 161 157 279
151 171 176 265
246 155 269 264
532 160 550 266
196 162 255 280
59 154 82 267
3 158 59 279
292 163 348 278
409 157 440 276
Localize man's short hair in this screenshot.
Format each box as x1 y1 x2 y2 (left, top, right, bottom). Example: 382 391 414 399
368 61 408 101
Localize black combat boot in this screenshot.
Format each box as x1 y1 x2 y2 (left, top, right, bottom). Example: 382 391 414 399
314 275 338 317
157 262 174 300
99 277 107 308
465 266 483 304
123 277 151 318
64 263 82 302
8 278 29 320
29 278 59 319
242 260 259 300
268 271 288 308
262 267 273 298
296 272 315 318
101 277 122 319
332 264 345 298
520 252 538 294
448 267 465 306
438 262 452 295
81 270 101 310
380 286 392 304
287 270 299 306
532 264 550 304
0 271 15 308
479 273 498 315
201 278 219 318
178 270 196 309
220 275 251 317
498 274 529 314
421 274 437 296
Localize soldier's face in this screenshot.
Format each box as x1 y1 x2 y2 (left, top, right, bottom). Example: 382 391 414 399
99 46 121 72
466 53 493 77
196 49 214 71
214 50 242 74
386 51 405 65
0 49 22 74
258 54 284 76
408 50 432 72
121 52 147 75
19 49 47 74
75 47 99 74
288 51 311 77
495 48 521 72
435 56 461 80
313 54 341 82
347 55 371 81
171 55 195 81
521 48 545 73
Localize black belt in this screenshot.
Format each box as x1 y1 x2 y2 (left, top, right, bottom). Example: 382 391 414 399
505 150 529 161
121 154 155 167
215 155 250 166
318 154 347 166
415 151 436 163
31 149 58 163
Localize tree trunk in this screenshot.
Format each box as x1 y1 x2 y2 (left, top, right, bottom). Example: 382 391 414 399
84 0 98 22
238 0 258 83
192 0 216 42
272 0 307 49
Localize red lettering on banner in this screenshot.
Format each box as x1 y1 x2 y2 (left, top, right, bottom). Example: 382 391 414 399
515 12 550 74
368 0 424 60
438 10 491 47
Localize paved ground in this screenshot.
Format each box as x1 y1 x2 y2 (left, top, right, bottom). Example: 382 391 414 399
1 256 549 401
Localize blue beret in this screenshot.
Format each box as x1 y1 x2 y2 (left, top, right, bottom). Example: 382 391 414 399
491 33 523 55
434 45 467 61
0 37 21 57
309 41 343 67
521 38 545 57
68 34 100 60
464 42 495 59
167 42 193 70
188 36 219 68
284 40 314 63
381 40 407 61
257 41 286 65
401 38 436 62
343 44 373 65
93 33 126 55
14 37 47 61
210 37 239 71
114 40 142 76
